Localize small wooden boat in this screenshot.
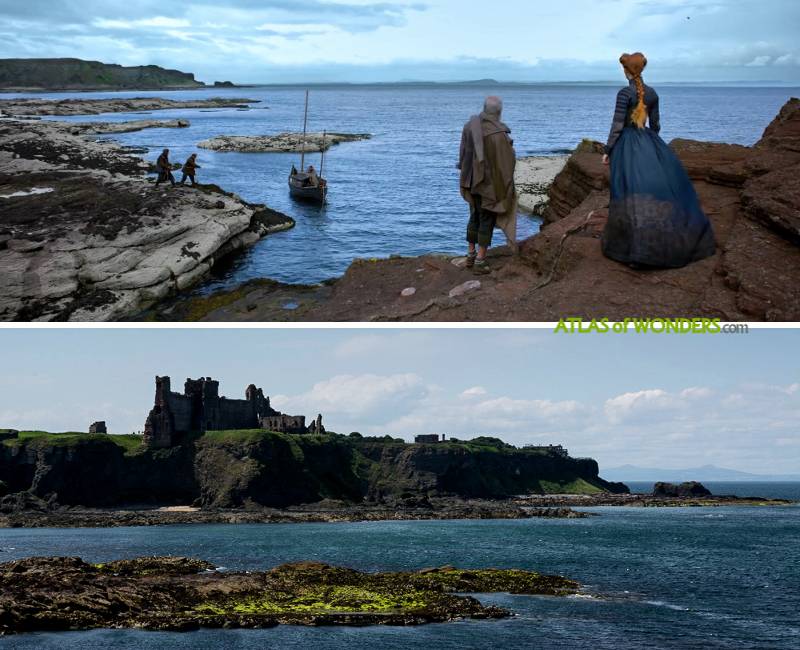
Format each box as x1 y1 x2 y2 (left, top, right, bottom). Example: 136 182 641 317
288 90 327 204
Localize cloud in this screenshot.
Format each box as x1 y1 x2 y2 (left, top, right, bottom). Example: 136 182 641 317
746 55 772 67
460 386 487 398
1 1 799 82
272 373 427 418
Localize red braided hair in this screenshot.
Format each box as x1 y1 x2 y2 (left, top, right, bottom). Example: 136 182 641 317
620 53 648 129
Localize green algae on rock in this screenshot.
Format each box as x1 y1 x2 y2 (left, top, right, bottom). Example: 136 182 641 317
0 556 579 634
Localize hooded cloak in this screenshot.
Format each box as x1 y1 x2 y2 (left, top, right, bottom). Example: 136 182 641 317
458 112 518 250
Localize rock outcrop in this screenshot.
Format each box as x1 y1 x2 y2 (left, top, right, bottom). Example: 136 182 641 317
0 58 205 91
198 132 371 153
0 118 294 321
515 155 569 214
652 481 712 498
0 557 578 634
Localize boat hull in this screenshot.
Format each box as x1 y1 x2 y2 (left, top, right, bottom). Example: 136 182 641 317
288 177 326 203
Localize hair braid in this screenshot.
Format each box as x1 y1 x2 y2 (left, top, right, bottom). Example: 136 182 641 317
631 75 648 129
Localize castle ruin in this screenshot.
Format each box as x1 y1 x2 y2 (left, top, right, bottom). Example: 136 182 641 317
143 376 320 449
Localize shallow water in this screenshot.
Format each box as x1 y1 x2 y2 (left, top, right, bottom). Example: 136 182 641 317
1 485 799 649
22 84 800 287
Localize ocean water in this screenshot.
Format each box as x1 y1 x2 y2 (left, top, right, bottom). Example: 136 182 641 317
1 495 799 649
625 482 800 501
16 83 797 288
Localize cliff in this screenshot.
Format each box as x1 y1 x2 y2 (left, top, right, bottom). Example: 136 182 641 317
0 58 204 91
0 431 626 509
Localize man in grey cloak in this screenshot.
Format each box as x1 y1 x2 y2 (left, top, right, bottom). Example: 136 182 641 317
458 96 518 273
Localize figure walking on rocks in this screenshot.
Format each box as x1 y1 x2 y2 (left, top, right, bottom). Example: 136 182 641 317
458 96 518 275
155 149 176 187
601 53 715 268
181 153 200 187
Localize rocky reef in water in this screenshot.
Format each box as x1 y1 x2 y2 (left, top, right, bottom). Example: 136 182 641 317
0 97 256 117
0 431 625 518
159 98 800 322
0 557 579 634
0 58 207 92
198 132 372 153
0 112 293 321
652 481 712 498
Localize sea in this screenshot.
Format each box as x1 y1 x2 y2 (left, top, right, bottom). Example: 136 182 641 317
1 482 798 649
9 83 798 289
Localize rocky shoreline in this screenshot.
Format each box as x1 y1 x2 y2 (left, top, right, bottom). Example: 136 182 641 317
198 132 371 153
146 98 800 322
511 493 794 508
0 115 294 321
0 556 579 634
0 498 591 529
2 493 790 529
0 96 257 117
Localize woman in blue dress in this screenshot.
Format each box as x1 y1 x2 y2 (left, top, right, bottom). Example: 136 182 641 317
601 53 716 268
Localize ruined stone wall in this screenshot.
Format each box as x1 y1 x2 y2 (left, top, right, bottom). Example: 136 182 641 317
166 394 194 433
261 415 306 434
216 398 258 430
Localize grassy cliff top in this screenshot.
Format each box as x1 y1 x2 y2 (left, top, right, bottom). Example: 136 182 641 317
2 430 143 454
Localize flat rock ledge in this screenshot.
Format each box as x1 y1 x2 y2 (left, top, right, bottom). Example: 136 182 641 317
515 154 570 214
198 132 371 153
0 97 257 117
0 117 293 322
0 556 578 634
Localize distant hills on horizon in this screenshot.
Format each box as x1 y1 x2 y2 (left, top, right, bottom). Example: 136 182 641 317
0 58 796 92
603 464 800 482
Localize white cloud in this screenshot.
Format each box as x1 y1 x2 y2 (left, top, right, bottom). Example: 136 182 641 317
94 17 191 30
604 388 677 423
745 55 772 67
460 386 487 398
272 373 426 418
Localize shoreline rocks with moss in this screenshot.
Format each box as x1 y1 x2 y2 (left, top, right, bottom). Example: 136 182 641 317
198 132 371 153
0 556 579 634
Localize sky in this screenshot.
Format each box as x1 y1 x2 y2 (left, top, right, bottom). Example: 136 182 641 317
0 328 797 474
1 1 799 83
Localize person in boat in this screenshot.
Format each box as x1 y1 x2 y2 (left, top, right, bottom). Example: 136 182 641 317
307 165 319 186
180 153 200 187
155 149 175 187
458 95 518 274
601 52 715 269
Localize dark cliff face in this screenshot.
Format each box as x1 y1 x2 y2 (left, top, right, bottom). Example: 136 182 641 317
357 442 625 500
0 433 627 508
0 58 205 91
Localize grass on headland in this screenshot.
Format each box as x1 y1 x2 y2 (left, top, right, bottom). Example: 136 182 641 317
1 430 143 454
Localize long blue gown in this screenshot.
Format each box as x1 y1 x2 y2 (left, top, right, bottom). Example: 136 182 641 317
602 81 716 268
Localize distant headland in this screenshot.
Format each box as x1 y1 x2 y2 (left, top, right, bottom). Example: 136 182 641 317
0 58 238 92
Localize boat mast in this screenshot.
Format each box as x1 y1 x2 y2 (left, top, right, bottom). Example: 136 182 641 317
300 89 309 172
319 130 326 179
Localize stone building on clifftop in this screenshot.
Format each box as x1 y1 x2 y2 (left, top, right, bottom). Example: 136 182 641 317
143 376 319 449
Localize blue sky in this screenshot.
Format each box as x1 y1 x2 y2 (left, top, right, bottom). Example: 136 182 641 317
0 328 797 474
1 1 799 83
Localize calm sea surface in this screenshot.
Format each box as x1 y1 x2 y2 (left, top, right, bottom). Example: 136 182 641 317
1 483 799 649
15 84 798 287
